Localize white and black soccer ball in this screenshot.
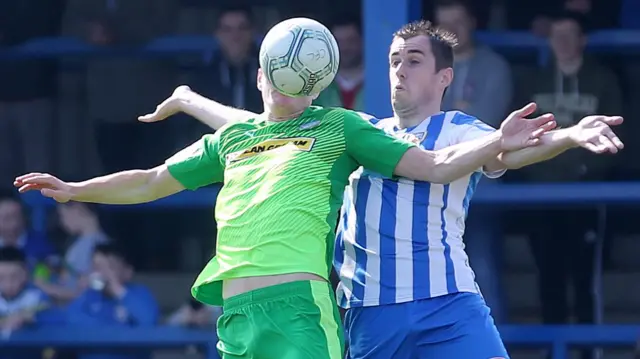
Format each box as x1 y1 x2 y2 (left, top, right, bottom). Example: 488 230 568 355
259 17 340 97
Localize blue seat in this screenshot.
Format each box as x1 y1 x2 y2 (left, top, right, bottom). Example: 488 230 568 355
588 30 640 53
17 37 97 57
475 31 546 50
144 35 219 54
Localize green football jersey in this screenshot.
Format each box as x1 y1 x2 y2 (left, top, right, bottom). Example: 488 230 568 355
166 106 414 305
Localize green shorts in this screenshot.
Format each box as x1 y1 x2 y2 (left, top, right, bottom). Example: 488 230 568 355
216 280 344 359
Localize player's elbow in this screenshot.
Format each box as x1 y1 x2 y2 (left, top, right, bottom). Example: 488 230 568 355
144 165 183 201
426 152 462 184
496 153 525 170
395 148 459 184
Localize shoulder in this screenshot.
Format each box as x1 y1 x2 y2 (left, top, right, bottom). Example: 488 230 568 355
445 110 478 125
16 285 48 305
584 58 618 81
475 46 511 72
128 284 157 299
445 111 495 130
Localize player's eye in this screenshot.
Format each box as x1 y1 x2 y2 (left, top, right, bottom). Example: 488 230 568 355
389 60 400 67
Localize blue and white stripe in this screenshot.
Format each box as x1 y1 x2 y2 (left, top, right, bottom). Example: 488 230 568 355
335 110 502 308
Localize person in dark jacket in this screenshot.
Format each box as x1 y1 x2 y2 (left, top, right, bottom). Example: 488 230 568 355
514 11 623 359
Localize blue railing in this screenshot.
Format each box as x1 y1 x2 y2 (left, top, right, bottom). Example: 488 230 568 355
2 325 639 359
18 181 640 359
0 30 639 62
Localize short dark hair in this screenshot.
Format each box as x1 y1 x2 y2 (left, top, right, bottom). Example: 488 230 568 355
434 0 475 18
94 243 132 266
0 247 27 265
216 5 254 28
331 13 362 35
393 20 456 71
551 10 587 33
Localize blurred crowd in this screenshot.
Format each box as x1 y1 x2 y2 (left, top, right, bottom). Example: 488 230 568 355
0 198 221 359
1 0 640 357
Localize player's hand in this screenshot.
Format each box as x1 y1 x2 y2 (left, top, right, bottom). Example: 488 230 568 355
570 115 624 154
499 102 556 151
138 85 193 123
14 173 74 203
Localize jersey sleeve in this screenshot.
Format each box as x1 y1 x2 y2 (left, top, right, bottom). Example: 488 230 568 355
343 111 415 177
165 133 225 190
449 112 505 179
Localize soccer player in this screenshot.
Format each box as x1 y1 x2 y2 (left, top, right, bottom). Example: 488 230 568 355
13 24 553 359
138 21 624 359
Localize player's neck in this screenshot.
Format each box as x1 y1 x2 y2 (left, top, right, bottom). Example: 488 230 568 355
394 103 441 129
265 109 305 122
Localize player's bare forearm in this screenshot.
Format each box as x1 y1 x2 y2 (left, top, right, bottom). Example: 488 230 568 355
179 91 258 130
69 165 184 204
395 131 503 184
497 129 576 169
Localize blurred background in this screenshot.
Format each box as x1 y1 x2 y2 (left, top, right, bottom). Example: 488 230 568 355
0 0 639 358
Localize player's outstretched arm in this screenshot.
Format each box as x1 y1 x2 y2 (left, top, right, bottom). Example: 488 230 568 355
395 103 555 183
138 86 259 130
14 165 184 204
497 115 624 169
344 104 554 184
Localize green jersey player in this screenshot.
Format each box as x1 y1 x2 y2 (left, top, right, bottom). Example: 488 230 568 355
15 50 553 359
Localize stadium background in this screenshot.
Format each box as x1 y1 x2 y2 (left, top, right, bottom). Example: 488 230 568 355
1 0 640 358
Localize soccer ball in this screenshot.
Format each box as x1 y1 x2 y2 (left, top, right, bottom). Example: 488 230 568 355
259 17 340 97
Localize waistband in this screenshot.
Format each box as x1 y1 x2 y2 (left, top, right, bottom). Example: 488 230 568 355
223 280 329 311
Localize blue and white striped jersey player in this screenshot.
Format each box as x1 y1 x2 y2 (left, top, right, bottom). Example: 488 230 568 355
138 20 623 359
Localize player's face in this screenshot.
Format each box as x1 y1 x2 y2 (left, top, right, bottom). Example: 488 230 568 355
256 68 315 118
435 5 475 50
333 24 363 69
550 20 585 62
389 35 451 115
0 262 27 299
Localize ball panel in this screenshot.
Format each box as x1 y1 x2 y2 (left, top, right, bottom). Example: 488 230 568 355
269 68 306 96
260 17 340 97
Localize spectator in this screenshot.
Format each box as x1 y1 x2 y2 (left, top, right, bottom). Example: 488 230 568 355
167 297 220 329
515 11 622 359
435 0 512 322
314 14 365 111
36 203 108 304
0 0 64 191
0 247 49 334
0 197 56 276
187 5 262 126
524 0 622 36
66 243 158 359
435 0 513 127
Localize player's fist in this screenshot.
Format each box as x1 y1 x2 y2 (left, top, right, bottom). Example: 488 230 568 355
138 85 193 123
499 102 557 151
570 115 624 154
13 173 73 203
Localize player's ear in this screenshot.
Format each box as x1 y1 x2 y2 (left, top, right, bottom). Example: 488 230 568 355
441 67 453 88
257 68 264 91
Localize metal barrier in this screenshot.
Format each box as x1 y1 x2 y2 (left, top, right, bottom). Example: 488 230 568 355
18 182 640 358
2 324 639 359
